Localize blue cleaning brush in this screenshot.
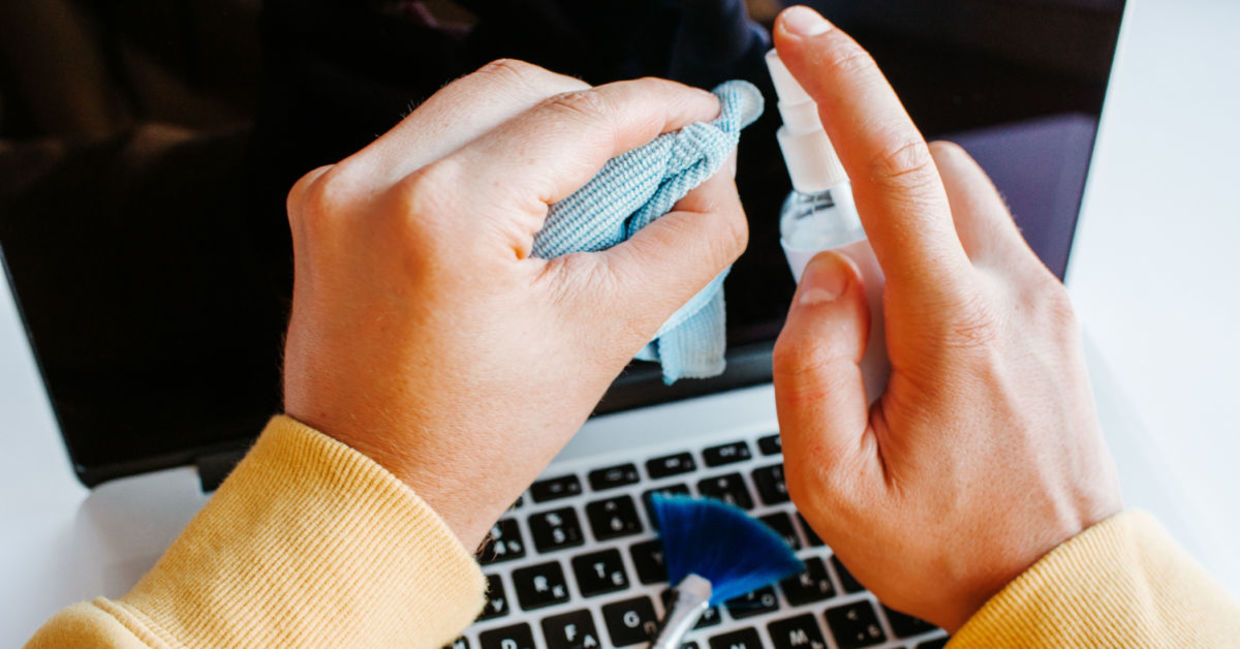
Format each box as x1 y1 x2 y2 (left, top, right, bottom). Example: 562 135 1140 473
647 493 805 649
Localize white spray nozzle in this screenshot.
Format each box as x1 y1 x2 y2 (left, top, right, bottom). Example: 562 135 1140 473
765 49 813 106
764 49 848 193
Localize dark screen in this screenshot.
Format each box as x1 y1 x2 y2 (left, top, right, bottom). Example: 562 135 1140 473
0 0 1124 485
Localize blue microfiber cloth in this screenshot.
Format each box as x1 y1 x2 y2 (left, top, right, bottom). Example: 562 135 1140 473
533 80 764 384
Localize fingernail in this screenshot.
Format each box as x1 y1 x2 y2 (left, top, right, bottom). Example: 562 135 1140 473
797 252 849 306
780 6 832 37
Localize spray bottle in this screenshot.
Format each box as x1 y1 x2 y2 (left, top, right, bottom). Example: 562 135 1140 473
765 50 889 401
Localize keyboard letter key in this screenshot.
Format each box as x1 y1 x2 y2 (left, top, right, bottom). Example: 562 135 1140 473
542 609 604 649
602 596 658 647
707 627 762 649
768 614 828 649
479 623 535 649
512 562 571 611
478 574 509 621
571 548 630 597
585 495 643 541
528 507 585 553
825 601 887 649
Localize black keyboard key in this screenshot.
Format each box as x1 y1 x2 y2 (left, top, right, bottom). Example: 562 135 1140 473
681 643 699 649
479 519 526 565
882 605 938 639
697 473 754 510
531 475 582 502
512 561 570 610
479 623 535 649
646 452 696 478
602 596 659 646
511 496 524 510
759 512 802 550
586 495 643 540
758 434 782 456
768 614 828 649
444 637 469 649
588 463 640 491
642 484 690 530
661 589 721 628
830 555 865 593
708 628 762 649
779 557 835 605
630 539 668 584
529 507 585 553
695 606 722 628
703 440 752 467
479 574 509 620
542 609 604 649
752 464 791 506
825 601 887 649
571 548 630 597
796 513 824 547
916 638 949 649
725 586 780 619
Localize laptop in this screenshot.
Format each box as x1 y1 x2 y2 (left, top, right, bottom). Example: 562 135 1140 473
0 1 1127 647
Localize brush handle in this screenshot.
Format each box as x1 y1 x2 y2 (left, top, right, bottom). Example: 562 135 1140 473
648 575 712 649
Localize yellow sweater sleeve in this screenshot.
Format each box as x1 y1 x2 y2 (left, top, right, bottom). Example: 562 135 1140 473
26 417 1240 649
951 509 1240 648
25 415 486 649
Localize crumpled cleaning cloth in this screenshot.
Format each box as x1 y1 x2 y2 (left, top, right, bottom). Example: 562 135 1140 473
532 80 764 384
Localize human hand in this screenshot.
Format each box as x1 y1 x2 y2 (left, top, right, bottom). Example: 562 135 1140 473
282 61 747 549
769 6 1122 631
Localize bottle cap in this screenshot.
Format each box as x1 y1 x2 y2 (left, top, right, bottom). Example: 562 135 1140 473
764 49 847 193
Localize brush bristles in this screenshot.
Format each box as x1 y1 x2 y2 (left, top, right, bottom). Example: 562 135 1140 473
652 494 804 606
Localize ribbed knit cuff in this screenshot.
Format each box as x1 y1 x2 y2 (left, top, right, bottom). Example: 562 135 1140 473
109 415 485 649
949 509 1240 648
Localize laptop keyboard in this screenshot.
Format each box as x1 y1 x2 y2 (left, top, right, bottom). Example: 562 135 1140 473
456 431 948 649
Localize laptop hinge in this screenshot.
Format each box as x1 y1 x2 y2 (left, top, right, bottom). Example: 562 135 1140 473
195 447 248 492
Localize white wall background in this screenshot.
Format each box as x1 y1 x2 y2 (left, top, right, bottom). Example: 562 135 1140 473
1067 0 1240 592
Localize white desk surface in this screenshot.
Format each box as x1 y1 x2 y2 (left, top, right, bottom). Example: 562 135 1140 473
3 0 1239 644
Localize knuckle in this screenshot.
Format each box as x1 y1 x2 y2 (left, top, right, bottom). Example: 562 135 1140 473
474 58 552 91
868 137 939 192
286 164 333 217
477 58 541 79
941 292 1000 350
1032 277 1079 333
772 335 816 379
772 336 850 398
291 163 364 229
542 88 610 123
393 157 459 223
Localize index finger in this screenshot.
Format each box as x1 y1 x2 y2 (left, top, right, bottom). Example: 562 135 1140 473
772 6 972 296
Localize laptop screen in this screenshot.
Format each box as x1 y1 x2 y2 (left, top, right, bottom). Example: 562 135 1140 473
0 0 1125 486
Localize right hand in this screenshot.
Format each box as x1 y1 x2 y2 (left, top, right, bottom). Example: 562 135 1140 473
769 6 1123 631
282 61 744 549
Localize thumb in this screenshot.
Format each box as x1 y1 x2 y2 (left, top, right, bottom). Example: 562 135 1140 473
773 251 872 470
571 156 748 342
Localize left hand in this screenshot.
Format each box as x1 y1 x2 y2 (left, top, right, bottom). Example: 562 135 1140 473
281 60 748 548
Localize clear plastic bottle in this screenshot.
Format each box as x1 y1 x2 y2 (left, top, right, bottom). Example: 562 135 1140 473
766 50 889 401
